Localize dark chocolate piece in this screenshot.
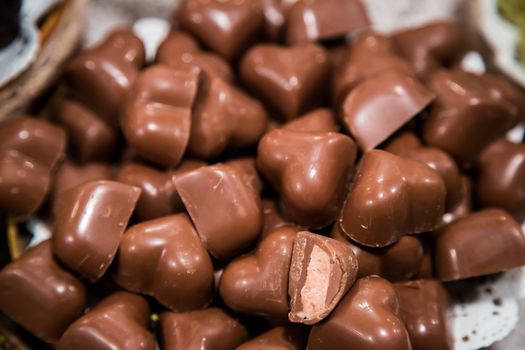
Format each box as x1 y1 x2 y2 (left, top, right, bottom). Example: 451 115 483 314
53 180 140 281
0 241 86 343
237 326 307 350
307 276 411 350
257 128 356 228
288 231 358 324
219 226 299 318
160 308 248 350
435 209 525 281
57 292 155 350
340 150 446 247
114 214 214 311
174 164 262 260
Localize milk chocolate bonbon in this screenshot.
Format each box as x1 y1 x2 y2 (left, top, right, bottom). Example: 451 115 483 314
0 241 86 343
53 162 113 201
115 214 214 311
53 180 140 281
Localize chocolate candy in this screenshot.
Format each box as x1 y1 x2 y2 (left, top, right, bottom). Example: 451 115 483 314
188 75 268 159
237 326 307 350
477 139 525 219
53 180 140 281
225 157 263 194
423 69 518 165
340 150 446 247
241 43 330 120
261 0 291 41
174 164 262 260
53 161 113 200
282 108 338 133
116 160 204 221
115 214 214 311
261 198 293 237
0 241 86 343
331 224 424 281
443 175 472 224
257 128 356 228
394 279 452 350
285 0 370 44
392 21 465 80
435 209 525 281
342 70 434 151
57 292 155 350
288 231 358 324
155 31 199 60
219 226 298 318
176 0 264 59
307 276 411 350
160 308 248 350
479 73 525 121
122 65 198 168
65 29 145 127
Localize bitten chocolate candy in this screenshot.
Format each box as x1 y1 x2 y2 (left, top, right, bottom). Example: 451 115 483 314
53 180 140 281
65 29 145 127
116 160 204 221
53 162 113 200
288 231 358 324
123 65 198 168
285 0 370 44
160 308 248 350
392 21 465 80
188 75 268 159
57 292 155 350
340 150 446 247
237 326 307 350
282 108 338 133
0 241 86 343
257 129 356 228
477 139 525 219
423 69 518 165
176 0 264 59
175 164 262 260
241 43 330 120
342 70 434 151
308 276 411 350
394 280 452 350
115 214 214 311
331 224 424 281
435 209 525 281
55 99 118 163
219 227 299 318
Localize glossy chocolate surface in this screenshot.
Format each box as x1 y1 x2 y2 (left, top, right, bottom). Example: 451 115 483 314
237 326 307 350
53 180 140 281
241 43 330 120
225 157 263 194
342 70 434 151
57 292 154 350
257 128 356 228
175 164 262 260
308 276 411 350
394 279 452 350
160 308 248 350
435 209 525 281
177 0 264 59
123 65 197 168
340 150 446 247
219 226 299 318
331 224 424 281
288 231 358 324
115 214 214 311
53 161 113 201
65 29 145 127
285 0 369 44
0 241 86 343
261 0 291 41
282 108 338 133
189 75 268 159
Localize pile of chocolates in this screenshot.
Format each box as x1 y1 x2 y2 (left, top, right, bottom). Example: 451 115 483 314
1 0 525 349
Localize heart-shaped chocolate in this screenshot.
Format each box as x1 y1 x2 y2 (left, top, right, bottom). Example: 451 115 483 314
241 44 330 120
308 276 411 350
114 214 214 311
177 0 264 59
122 65 198 168
219 226 299 319
257 128 356 228
188 75 268 159
339 150 446 247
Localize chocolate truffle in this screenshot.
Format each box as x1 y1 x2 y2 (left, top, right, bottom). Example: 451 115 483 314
237 326 307 350
0 241 86 343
